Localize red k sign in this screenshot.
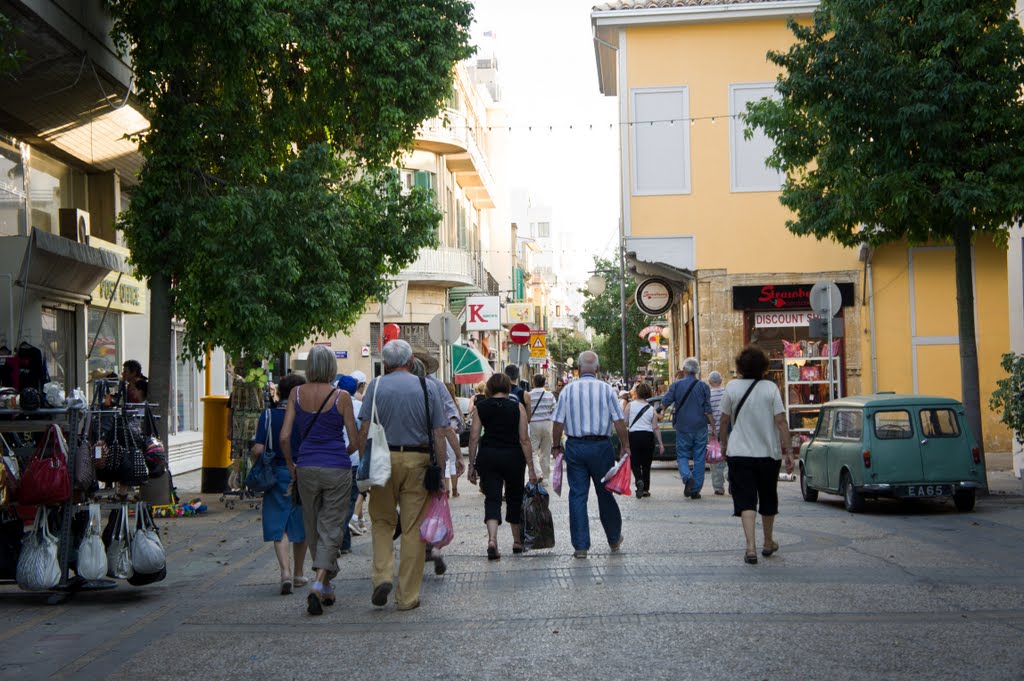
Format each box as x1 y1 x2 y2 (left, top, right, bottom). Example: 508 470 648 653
465 295 500 331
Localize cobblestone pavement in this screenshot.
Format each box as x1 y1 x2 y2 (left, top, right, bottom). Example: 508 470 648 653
2 460 1023 681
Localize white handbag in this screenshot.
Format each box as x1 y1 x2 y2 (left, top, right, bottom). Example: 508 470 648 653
76 503 107 581
16 506 61 591
106 504 133 580
366 379 391 489
130 502 165 574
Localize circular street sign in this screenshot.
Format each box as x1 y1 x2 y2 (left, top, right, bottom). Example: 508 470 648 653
635 277 674 316
428 313 460 346
809 280 842 318
509 323 532 345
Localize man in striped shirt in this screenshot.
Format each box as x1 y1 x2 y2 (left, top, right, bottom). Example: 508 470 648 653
551 351 630 559
528 375 557 483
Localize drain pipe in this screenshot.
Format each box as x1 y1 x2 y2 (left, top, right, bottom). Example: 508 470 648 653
863 245 879 393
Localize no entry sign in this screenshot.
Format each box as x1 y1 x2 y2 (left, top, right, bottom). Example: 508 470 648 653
509 323 531 345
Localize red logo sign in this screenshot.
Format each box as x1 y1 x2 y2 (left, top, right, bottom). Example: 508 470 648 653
757 285 811 309
468 304 486 324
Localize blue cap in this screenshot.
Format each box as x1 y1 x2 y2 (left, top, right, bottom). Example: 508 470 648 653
336 375 358 396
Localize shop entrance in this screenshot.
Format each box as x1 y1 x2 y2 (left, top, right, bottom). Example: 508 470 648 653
41 305 77 390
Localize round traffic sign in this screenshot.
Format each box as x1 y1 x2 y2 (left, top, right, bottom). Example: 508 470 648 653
509 323 531 345
809 280 842 318
428 313 460 346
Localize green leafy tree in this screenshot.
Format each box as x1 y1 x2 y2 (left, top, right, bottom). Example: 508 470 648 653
744 0 1024 465
547 329 590 372
0 14 25 74
990 353 1024 446
104 0 473 460
580 256 648 377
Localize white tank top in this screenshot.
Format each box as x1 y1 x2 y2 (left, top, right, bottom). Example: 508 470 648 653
627 400 655 432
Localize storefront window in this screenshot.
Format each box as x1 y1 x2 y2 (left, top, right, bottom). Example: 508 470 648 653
171 328 199 433
86 307 121 386
0 138 25 236
41 306 77 390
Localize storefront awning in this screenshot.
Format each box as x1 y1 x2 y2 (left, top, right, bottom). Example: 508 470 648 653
16 229 129 304
451 344 494 385
624 236 695 289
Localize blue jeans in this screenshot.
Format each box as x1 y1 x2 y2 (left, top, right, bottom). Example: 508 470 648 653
565 438 622 551
341 465 359 550
676 430 708 494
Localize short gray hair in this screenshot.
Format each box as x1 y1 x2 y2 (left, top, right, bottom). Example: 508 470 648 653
681 357 700 376
306 345 338 384
708 371 722 386
578 350 599 372
381 339 413 369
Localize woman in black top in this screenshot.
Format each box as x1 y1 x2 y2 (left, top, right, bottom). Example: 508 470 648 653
467 373 538 559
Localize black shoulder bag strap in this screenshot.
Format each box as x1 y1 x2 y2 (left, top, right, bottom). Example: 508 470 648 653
529 390 544 421
630 404 651 429
420 377 442 492
676 380 699 411
732 379 761 426
302 388 337 440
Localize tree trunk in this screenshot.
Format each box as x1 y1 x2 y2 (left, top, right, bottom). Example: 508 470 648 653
953 220 987 493
139 272 173 505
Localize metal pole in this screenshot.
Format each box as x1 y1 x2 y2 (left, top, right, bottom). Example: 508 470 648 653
827 283 835 401
619 233 627 381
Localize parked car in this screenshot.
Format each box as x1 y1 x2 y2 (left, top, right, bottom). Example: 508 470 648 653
799 394 984 513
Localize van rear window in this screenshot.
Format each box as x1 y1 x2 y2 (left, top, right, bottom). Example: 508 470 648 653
874 411 913 440
919 409 960 438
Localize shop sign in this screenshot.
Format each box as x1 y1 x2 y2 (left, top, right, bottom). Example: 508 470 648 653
732 283 854 311
506 303 534 324
465 296 501 331
92 272 146 314
754 311 823 328
635 278 674 316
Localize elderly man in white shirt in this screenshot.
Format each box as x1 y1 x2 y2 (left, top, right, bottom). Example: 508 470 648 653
551 351 630 559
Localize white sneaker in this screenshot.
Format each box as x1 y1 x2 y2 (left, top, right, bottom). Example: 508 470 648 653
348 519 363 536
356 518 368 534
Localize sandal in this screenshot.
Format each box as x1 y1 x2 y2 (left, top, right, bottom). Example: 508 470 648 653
512 544 525 554
762 541 779 557
306 591 323 616
293 576 309 588
744 551 758 565
487 540 501 561
280 577 293 595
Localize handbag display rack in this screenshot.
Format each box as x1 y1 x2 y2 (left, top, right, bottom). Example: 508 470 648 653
0 381 170 603
0 403 108 603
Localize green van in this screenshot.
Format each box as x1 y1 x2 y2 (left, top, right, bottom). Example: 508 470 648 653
799 394 984 513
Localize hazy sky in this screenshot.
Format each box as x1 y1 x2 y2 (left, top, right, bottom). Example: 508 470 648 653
472 0 621 287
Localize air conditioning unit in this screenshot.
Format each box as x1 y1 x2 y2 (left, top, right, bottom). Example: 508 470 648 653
59 208 90 245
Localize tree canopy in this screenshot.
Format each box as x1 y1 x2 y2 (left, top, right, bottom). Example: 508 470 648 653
105 0 475 361
580 256 648 377
744 0 1024 457
745 0 1024 246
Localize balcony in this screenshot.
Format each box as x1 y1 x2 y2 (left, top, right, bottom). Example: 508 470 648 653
396 246 475 288
416 109 469 155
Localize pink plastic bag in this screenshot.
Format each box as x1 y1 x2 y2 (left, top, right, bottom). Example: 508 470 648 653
706 437 723 464
419 493 454 548
602 454 632 496
552 452 564 496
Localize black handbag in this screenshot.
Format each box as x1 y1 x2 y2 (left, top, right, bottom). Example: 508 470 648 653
116 411 149 486
0 511 23 580
142 406 167 478
94 412 125 484
419 377 443 493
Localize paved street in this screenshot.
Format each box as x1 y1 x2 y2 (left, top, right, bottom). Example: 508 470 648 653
2 459 1023 681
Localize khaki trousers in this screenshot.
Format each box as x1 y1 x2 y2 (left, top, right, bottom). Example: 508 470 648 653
368 451 430 609
296 466 352 579
529 420 553 483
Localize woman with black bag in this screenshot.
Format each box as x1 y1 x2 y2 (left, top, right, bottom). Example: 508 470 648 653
718 346 796 565
280 345 360 616
467 373 538 559
624 382 664 498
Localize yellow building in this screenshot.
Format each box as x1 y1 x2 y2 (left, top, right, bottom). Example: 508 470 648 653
591 0 1012 451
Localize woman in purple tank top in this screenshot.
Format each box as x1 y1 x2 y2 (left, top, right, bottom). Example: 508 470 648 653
281 345 360 616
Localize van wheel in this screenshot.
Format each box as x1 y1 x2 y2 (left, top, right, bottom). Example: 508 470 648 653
953 489 976 512
841 471 865 513
800 465 818 502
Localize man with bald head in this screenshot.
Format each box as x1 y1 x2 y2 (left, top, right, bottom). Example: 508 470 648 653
551 351 629 559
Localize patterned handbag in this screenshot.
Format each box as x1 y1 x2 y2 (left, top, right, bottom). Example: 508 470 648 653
94 412 124 483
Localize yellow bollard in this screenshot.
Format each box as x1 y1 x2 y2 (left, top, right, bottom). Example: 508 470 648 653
201 395 231 493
